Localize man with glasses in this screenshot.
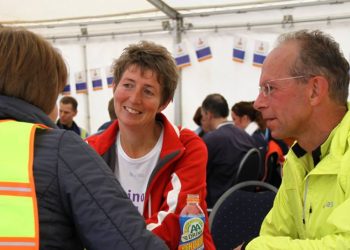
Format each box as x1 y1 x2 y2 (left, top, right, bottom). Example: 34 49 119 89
236 30 350 249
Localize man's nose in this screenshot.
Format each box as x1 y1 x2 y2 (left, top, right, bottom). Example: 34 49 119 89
254 92 267 111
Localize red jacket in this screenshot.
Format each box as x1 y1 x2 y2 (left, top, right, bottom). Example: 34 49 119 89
87 113 216 250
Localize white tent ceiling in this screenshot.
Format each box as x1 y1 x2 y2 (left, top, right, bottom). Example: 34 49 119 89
2 0 350 128
0 0 318 21
1 0 349 40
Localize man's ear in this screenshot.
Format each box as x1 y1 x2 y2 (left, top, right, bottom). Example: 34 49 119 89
309 76 328 106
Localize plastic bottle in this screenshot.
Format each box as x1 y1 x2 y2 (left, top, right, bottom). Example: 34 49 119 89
178 194 205 250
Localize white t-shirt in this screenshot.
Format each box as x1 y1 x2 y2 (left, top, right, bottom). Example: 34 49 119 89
115 128 164 214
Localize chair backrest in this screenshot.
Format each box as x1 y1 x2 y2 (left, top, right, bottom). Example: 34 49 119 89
261 139 285 187
264 152 282 188
209 181 277 250
233 148 261 186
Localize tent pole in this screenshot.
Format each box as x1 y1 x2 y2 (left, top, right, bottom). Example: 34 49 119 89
173 17 183 126
147 0 184 125
82 44 91 133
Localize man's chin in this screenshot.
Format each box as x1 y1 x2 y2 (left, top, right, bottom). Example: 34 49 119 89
270 130 287 140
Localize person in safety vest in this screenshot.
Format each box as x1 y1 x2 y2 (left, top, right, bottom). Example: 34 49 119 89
235 30 350 249
0 27 167 250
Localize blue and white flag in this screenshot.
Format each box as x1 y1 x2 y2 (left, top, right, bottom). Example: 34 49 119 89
90 68 103 91
75 71 88 94
253 40 269 67
62 84 71 95
106 65 114 88
174 42 191 68
194 37 212 62
233 36 247 63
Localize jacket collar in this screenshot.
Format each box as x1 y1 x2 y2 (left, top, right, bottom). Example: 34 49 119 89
292 143 321 166
88 112 184 156
291 103 350 173
0 95 57 128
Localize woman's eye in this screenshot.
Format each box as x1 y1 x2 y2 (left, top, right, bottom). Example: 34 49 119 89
123 83 133 88
144 89 154 96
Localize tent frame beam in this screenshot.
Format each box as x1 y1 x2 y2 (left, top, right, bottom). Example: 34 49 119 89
147 0 183 125
146 0 180 19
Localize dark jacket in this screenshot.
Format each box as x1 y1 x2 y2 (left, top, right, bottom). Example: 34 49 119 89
0 95 167 250
203 122 257 208
56 119 88 138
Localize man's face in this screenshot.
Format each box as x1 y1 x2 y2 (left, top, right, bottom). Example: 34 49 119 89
59 103 77 126
254 41 312 140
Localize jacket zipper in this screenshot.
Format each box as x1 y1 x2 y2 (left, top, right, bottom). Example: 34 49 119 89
302 178 309 225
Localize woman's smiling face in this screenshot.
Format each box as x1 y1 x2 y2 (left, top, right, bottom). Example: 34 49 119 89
114 65 167 129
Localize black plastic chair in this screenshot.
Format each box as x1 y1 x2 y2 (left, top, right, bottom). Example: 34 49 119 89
233 148 262 186
209 181 277 250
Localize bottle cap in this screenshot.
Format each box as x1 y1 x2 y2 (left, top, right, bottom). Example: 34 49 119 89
187 194 199 203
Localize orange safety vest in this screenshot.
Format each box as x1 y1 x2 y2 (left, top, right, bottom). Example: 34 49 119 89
0 120 47 250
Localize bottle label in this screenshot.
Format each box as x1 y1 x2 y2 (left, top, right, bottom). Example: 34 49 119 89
178 215 205 250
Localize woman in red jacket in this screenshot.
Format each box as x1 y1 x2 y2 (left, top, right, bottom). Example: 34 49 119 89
87 41 215 250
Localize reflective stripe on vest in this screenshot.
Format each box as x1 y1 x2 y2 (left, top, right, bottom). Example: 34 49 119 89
0 120 47 250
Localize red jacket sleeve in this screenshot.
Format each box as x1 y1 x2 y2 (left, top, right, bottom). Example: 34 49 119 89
145 129 216 250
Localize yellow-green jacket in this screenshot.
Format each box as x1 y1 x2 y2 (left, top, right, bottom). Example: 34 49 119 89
247 106 350 249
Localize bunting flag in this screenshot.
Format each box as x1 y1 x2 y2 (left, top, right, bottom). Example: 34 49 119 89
232 36 247 63
194 37 212 62
75 71 88 94
106 65 114 88
90 68 103 91
253 40 269 67
174 42 191 68
62 84 71 95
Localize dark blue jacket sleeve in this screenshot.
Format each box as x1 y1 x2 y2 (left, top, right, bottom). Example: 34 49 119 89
57 131 168 250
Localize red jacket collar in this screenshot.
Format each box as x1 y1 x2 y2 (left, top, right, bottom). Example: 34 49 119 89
86 113 183 156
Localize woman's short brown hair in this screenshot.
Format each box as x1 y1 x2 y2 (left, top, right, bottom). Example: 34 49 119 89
0 27 67 114
113 40 178 106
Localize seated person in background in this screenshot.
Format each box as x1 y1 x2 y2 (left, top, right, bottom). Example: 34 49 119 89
231 100 267 154
0 27 167 250
193 106 206 137
87 41 215 250
236 30 350 249
231 101 289 183
97 97 117 132
201 93 256 208
56 95 89 139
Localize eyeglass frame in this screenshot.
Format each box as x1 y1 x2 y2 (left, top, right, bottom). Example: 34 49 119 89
259 75 308 97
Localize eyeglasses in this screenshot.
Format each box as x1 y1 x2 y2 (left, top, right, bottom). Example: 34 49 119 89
259 75 307 97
